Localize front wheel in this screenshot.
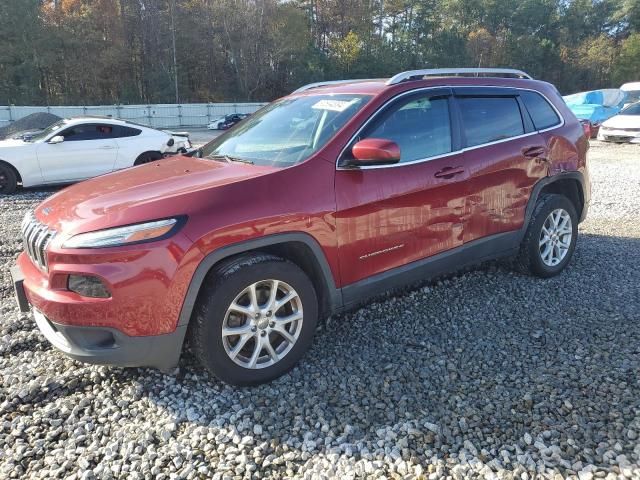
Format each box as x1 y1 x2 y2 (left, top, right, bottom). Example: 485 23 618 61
189 254 318 386
517 194 578 278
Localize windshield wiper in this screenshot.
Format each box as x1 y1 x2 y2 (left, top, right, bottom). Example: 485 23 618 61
207 154 254 165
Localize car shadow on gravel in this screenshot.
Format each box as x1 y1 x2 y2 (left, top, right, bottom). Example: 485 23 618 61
119 232 640 476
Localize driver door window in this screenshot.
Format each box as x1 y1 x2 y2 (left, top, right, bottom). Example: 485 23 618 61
343 94 452 164
61 124 114 141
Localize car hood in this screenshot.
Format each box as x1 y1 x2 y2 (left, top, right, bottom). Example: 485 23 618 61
0 138 29 148
35 156 277 236
602 115 640 129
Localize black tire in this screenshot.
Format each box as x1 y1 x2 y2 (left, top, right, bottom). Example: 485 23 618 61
0 163 18 195
516 193 578 278
189 253 318 386
134 151 162 166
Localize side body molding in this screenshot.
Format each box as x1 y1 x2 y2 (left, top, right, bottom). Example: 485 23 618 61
177 232 342 327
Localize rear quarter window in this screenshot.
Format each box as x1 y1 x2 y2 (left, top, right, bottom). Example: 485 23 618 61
458 97 524 147
519 90 561 130
116 126 142 137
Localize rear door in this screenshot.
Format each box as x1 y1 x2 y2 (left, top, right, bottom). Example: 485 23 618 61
454 88 549 243
37 123 119 183
335 88 468 287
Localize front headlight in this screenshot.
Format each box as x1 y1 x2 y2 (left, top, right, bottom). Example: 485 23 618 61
63 217 184 249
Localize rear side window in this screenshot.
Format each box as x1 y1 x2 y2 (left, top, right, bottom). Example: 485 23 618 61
520 90 561 130
458 97 524 147
355 95 452 163
116 126 142 137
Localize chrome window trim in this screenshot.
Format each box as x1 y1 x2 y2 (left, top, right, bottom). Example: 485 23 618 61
335 86 565 171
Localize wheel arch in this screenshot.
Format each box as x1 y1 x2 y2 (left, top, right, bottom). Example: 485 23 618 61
0 159 22 184
525 173 586 233
177 233 342 328
134 150 163 165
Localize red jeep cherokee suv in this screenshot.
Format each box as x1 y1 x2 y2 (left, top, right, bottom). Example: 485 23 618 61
12 68 590 386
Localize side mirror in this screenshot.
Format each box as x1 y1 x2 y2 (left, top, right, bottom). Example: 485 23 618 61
349 138 400 166
48 135 64 144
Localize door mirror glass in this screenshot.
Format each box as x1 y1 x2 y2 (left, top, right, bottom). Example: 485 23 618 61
48 135 64 144
349 138 401 166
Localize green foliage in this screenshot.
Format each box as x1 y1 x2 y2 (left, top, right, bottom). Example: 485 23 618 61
0 0 638 104
614 33 640 83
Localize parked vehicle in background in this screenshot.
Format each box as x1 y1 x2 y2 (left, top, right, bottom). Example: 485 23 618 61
12 68 590 386
597 102 640 143
0 117 189 194
620 82 640 107
563 89 627 138
216 113 250 130
207 117 225 130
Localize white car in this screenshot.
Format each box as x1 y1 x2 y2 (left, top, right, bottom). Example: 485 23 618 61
207 116 225 130
597 103 640 144
0 117 187 194
621 82 640 107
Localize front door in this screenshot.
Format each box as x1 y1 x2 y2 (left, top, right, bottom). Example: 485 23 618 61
37 123 118 183
335 89 468 288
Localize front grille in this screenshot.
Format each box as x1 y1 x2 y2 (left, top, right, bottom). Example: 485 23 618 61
21 212 56 271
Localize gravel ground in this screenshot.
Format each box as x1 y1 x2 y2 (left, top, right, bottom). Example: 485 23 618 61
0 141 639 479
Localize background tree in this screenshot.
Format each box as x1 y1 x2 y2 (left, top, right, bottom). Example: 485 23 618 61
0 0 638 105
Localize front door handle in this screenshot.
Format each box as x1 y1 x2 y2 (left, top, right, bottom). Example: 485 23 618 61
434 166 465 179
99 145 116 150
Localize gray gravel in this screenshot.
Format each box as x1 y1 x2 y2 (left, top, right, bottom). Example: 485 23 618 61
1 141 639 479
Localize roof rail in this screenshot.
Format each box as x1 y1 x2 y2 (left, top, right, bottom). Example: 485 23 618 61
293 79 379 93
386 68 532 85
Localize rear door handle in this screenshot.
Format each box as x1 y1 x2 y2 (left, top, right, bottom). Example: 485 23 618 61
434 166 465 179
99 145 116 150
523 146 546 158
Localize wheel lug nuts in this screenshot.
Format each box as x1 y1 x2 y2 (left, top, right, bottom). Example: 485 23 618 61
251 326 257 332
269 321 275 328
261 331 266 337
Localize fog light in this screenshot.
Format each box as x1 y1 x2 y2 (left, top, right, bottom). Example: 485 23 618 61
68 275 110 298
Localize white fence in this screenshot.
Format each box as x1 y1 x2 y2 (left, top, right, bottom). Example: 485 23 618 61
0 103 268 129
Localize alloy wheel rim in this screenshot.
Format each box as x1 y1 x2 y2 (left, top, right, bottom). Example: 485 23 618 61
539 208 572 267
222 279 303 369
0 171 7 190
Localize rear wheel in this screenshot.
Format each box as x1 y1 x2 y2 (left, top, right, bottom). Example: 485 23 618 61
189 254 318 386
134 151 162 166
0 163 17 195
517 194 578 277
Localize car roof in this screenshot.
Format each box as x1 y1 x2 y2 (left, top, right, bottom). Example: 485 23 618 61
621 82 640 91
66 116 128 126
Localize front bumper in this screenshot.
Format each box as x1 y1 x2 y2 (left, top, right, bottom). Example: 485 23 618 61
597 129 640 143
11 259 188 371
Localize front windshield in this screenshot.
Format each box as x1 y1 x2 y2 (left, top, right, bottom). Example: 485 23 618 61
200 94 371 167
28 119 70 142
621 102 640 115
625 90 640 104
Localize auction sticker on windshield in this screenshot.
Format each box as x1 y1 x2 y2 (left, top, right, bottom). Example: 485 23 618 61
312 99 357 112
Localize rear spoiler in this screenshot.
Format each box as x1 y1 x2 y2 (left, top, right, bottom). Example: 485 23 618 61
163 130 190 137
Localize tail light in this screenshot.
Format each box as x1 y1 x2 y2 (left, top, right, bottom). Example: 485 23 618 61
579 120 591 138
